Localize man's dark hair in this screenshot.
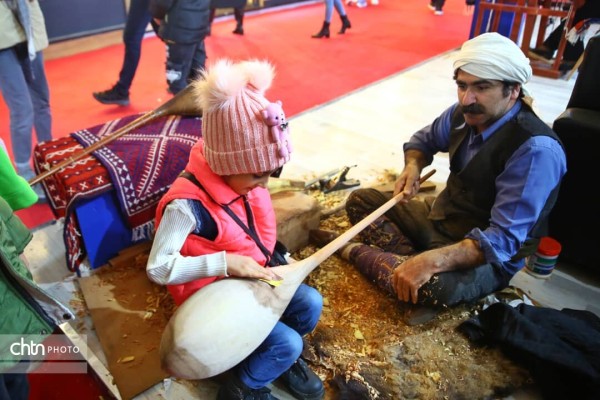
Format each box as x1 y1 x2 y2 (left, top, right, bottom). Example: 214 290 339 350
502 81 522 97
453 69 523 98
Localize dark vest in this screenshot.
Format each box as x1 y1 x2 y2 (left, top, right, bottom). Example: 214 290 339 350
429 105 563 259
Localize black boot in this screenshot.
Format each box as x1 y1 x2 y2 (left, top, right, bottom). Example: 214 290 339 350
312 21 330 38
338 15 351 34
233 7 244 35
279 358 324 400
217 373 279 400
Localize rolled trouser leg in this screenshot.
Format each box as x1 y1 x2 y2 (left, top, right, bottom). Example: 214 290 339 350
347 244 408 297
422 263 513 307
346 188 438 251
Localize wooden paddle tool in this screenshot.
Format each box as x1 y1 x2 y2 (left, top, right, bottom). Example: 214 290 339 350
29 85 202 186
160 169 436 379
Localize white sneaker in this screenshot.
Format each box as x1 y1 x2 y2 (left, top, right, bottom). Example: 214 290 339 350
356 0 367 7
371 0 379 5
434 10 443 15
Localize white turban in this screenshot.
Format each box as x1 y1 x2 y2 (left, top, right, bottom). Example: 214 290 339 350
453 32 534 100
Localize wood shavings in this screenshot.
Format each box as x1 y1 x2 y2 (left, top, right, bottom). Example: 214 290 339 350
295 197 531 399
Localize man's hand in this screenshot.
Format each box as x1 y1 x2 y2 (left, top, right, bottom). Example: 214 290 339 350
394 149 430 201
392 239 486 304
391 251 437 304
393 164 422 202
225 254 279 281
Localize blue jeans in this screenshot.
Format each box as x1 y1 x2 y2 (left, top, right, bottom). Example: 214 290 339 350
0 47 52 168
237 284 323 389
115 0 152 94
325 0 346 22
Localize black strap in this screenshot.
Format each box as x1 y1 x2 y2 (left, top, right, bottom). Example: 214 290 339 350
179 171 275 266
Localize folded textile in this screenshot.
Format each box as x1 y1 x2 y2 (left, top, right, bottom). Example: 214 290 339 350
457 303 600 400
72 114 202 234
34 114 202 273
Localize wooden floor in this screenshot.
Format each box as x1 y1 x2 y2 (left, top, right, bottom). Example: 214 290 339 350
27 48 599 399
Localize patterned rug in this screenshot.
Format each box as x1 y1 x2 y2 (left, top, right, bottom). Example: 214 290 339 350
34 114 202 273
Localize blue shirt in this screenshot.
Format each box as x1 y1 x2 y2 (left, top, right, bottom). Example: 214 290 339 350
404 101 567 274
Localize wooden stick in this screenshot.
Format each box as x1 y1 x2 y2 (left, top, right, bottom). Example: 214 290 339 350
308 168 436 265
29 85 201 186
565 52 584 82
160 169 436 379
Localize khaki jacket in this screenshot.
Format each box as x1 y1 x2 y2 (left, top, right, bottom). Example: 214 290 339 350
0 0 48 51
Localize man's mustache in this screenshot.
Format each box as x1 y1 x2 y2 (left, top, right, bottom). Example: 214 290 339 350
461 104 484 114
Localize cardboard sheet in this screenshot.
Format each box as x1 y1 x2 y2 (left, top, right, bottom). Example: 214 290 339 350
78 250 174 400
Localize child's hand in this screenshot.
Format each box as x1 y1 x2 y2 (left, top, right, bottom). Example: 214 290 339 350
225 254 280 281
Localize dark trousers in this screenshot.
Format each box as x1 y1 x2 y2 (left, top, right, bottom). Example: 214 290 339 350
165 40 207 94
0 374 29 400
345 188 513 308
116 0 153 94
432 0 445 11
542 0 600 62
209 7 244 25
543 19 585 62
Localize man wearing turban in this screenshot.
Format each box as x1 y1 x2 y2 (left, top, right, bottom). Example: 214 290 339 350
310 33 567 325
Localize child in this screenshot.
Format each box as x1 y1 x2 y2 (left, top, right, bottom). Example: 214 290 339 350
146 59 324 400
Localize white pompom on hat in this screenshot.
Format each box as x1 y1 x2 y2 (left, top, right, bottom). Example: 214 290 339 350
192 59 292 176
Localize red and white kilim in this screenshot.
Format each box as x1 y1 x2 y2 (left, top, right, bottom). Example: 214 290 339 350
34 114 202 273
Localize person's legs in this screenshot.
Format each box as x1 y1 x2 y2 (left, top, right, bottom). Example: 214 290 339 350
233 7 244 35
188 39 207 84
222 284 323 400
427 0 443 14
531 18 584 67
0 48 34 168
237 321 303 389
347 244 408 296
423 262 513 307
208 7 216 35
94 0 151 105
562 40 585 63
345 240 512 309
0 51 47 201
234 284 322 387
276 284 324 399
543 19 565 53
333 0 351 33
312 0 333 38
343 188 510 322
279 284 323 336
324 0 335 22
27 52 52 144
164 42 196 94
346 188 451 251
117 0 152 93
333 0 346 17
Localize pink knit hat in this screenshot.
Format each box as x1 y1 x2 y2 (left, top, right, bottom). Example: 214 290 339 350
192 59 292 176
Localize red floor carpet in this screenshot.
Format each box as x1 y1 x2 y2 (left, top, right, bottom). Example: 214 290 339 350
2 1 472 229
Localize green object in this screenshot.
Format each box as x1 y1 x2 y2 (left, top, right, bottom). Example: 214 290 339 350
0 197 53 372
0 148 37 210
